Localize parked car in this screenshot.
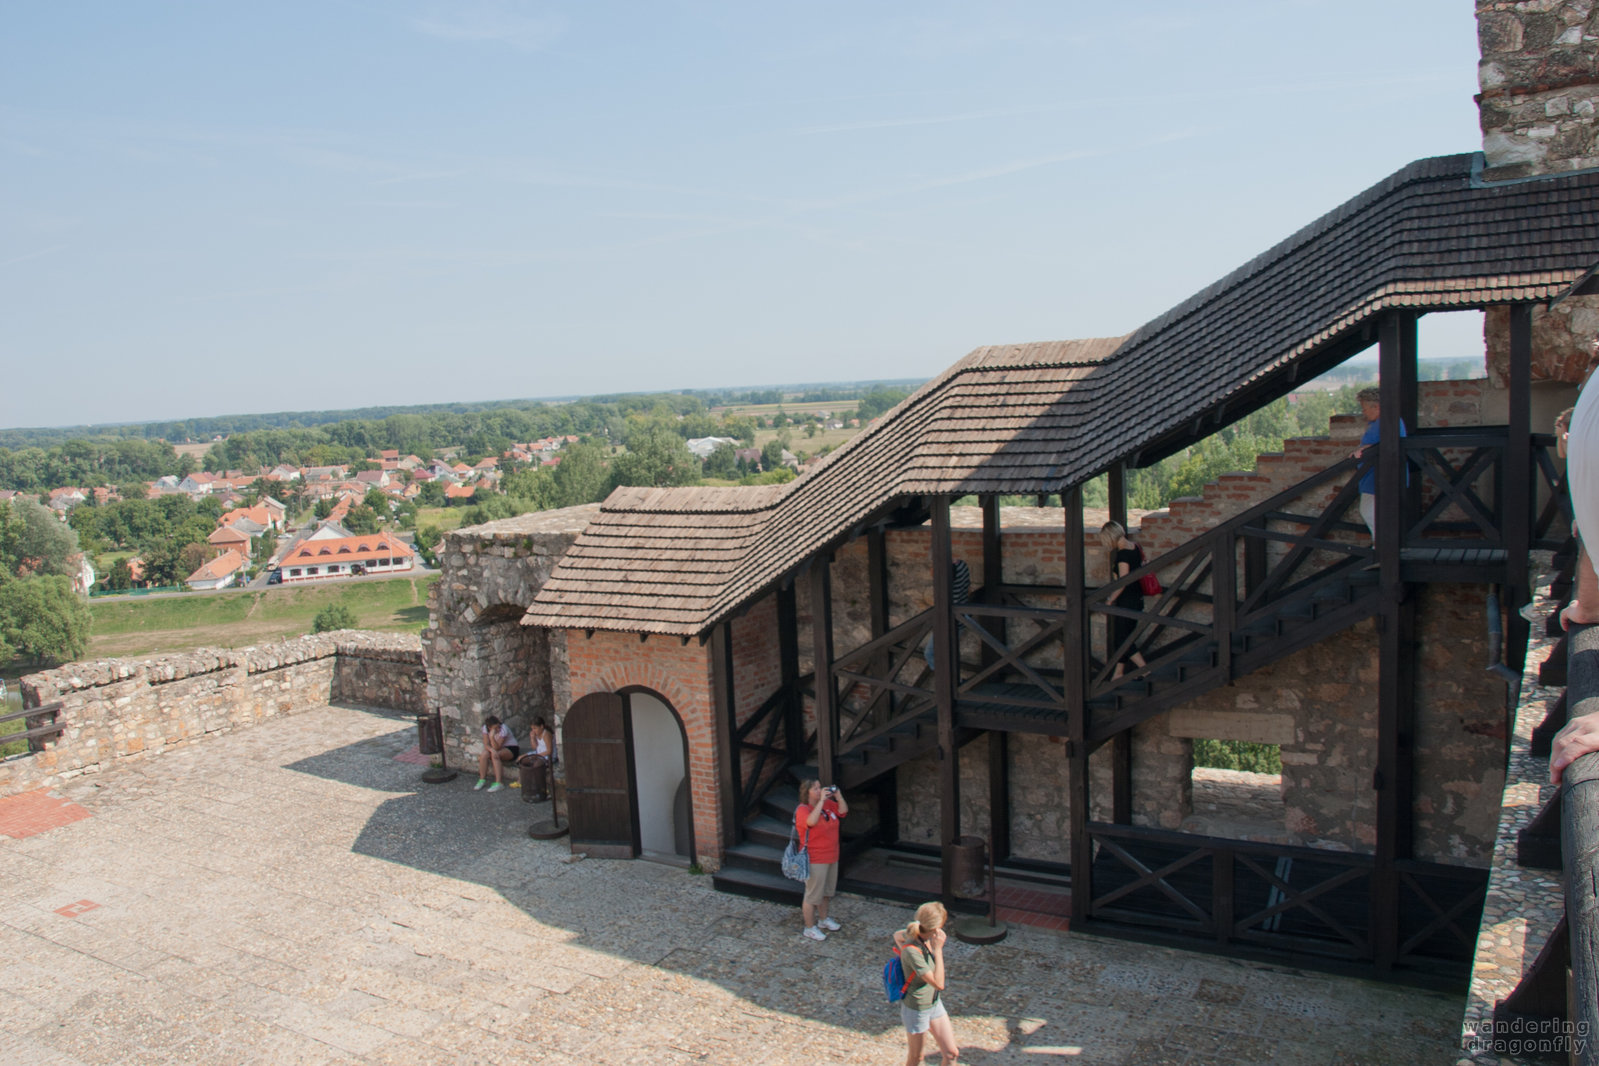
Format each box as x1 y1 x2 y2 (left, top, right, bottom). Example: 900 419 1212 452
266 568 282 585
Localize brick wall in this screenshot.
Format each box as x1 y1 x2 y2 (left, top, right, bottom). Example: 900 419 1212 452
6 632 425 797
564 629 726 870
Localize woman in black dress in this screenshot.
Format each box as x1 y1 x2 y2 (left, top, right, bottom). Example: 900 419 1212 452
1100 521 1148 678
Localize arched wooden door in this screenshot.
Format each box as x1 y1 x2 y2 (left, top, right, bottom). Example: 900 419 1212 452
563 691 639 858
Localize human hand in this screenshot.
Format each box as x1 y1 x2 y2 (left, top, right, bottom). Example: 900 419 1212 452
929 928 946 950
1552 712 1599 785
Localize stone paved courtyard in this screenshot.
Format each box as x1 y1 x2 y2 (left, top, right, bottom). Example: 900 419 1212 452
0 704 1463 1064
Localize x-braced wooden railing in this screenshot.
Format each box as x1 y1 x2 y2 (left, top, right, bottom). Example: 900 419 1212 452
828 610 936 760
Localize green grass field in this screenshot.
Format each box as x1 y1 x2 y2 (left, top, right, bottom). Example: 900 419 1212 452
86 574 438 660
415 506 468 532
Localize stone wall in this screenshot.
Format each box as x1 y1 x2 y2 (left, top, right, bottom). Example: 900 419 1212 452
1476 0 1599 181
1477 0 1599 397
6 631 424 797
421 505 598 767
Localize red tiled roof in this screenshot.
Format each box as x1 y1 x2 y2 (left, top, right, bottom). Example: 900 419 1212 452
445 484 475 499
280 533 414 567
187 549 245 583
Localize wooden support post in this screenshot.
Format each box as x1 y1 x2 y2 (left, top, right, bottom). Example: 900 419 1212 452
1112 732 1131 825
980 494 1006 670
777 583 803 764
1373 312 1417 973
809 558 837 787
1506 303 1534 671
988 730 1011 863
1063 484 1092 923
1214 528 1236 679
1109 463 1127 531
868 526 890 642
933 497 960 899
709 621 741 849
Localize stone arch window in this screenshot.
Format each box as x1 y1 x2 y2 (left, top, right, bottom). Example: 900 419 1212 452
474 603 526 626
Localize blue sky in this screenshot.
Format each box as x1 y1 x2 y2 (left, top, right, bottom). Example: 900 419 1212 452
2 2 1485 430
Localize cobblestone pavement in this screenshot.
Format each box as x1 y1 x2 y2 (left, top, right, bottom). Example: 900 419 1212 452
0 704 1462 1065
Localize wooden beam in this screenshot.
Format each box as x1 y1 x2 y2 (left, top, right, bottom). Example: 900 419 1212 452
1373 311 1417 974
981 495 1002 594
932 497 960 899
1063 484 1092 922
1505 303 1533 670
809 559 837 787
708 621 741 850
989 730 1011 863
1109 463 1128 531
778 583 803 762
1112 732 1132 824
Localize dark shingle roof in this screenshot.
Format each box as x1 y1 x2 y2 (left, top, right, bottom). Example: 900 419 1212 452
526 154 1599 636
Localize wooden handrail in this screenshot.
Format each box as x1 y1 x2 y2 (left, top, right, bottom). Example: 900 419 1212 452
1562 622 1599 1065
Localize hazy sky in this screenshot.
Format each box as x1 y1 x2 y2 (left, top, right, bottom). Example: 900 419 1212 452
3 2 1486 430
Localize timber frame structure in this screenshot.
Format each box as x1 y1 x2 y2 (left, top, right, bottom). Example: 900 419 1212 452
522 153 1599 986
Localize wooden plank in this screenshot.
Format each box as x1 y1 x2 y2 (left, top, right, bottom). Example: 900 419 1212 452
989 729 1011 864
1505 303 1533 671
811 558 837 788
1064 484 1092 922
710 621 741 849
933 497 959 900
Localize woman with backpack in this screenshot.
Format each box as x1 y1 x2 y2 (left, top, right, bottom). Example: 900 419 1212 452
794 779 848 941
892 901 959 1065
1100 521 1148 679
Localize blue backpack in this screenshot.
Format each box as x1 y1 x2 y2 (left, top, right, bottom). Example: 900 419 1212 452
883 948 914 1003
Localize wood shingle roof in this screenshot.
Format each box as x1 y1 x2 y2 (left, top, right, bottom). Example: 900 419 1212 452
525 154 1599 637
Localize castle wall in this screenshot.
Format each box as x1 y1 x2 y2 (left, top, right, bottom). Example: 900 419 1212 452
421 505 597 768
7 632 425 797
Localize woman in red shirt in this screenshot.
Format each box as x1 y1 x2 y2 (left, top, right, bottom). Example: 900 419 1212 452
795 779 849 941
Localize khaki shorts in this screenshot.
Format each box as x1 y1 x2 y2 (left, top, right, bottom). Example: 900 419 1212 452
803 861 838 906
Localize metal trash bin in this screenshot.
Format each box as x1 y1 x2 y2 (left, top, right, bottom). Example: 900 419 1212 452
944 835 987 899
518 755 550 802
416 714 444 756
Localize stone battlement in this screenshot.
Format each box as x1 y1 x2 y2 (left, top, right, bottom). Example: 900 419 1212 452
5 631 426 797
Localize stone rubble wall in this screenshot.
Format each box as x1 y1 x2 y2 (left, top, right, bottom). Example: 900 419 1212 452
420 505 598 769
6 631 425 796
1476 0 1599 181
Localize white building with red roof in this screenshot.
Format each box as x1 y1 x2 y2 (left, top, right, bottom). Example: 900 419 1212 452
278 532 414 583
186 549 245 591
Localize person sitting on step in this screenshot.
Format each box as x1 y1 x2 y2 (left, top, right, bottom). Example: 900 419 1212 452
475 715 519 792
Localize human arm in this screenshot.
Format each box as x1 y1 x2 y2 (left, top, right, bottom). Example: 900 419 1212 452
1553 712 1599 785
801 802 822 828
831 789 849 818
903 930 947 991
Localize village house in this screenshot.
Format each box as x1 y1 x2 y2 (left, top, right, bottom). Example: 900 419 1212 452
278 532 415 582
185 549 244 591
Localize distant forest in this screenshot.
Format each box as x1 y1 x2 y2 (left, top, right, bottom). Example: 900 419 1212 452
0 383 920 494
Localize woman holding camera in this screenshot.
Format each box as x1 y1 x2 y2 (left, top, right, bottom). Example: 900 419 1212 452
794 779 849 941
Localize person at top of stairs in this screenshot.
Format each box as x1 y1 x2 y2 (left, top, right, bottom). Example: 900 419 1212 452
1100 521 1148 679
1351 386 1407 541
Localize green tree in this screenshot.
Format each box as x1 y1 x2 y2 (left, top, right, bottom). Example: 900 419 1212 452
552 442 609 507
344 505 380 535
0 576 91 663
702 443 738 480
311 603 358 633
416 480 446 507
2 499 81 579
105 557 134 591
362 487 390 513
760 439 787 472
610 421 700 490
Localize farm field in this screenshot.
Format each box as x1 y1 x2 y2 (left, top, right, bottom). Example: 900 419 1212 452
85 574 437 660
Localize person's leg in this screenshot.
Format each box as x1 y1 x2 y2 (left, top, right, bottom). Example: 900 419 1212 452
476 747 490 788
817 863 840 929
802 865 825 936
926 1009 959 1064
1359 492 1377 540
1563 543 1599 628
904 1031 925 1066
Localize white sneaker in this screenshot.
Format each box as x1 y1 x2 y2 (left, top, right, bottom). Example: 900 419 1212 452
487 782 504 793
818 917 841 931
473 778 487 790
802 926 827 941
